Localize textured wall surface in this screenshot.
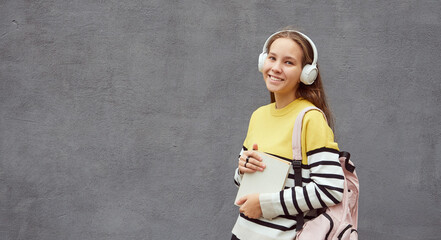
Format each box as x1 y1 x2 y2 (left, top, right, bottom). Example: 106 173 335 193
1 0 440 239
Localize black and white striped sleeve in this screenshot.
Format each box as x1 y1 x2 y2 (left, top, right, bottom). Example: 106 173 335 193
259 148 344 219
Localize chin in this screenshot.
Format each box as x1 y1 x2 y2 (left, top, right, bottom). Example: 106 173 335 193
265 83 283 93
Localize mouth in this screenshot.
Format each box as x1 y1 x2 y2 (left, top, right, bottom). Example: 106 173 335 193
269 75 284 82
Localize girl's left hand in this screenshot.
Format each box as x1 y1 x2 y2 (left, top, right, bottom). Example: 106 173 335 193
236 193 262 219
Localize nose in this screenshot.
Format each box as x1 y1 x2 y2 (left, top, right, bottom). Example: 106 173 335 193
271 60 282 73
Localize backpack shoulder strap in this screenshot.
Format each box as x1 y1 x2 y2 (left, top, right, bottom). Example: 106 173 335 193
292 106 325 231
292 106 326 161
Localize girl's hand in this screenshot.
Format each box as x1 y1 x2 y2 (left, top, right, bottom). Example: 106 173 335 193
238 144 266 174
236 193 262 219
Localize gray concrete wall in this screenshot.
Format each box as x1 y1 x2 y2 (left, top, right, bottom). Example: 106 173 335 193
1 0 440 239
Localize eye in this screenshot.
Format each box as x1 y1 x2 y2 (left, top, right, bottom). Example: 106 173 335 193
268 56 276 61
285 61 294 65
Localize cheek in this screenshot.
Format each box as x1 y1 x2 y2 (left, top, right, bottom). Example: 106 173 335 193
262 63 271 78
288 68 302 81
262 60 271 72
262 72 269 84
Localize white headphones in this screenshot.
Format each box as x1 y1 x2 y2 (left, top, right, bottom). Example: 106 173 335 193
258 30 318 85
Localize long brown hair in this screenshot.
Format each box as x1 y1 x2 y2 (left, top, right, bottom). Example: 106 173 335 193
267 29 335 129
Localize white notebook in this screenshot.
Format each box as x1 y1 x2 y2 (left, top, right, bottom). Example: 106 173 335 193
235 151 292 206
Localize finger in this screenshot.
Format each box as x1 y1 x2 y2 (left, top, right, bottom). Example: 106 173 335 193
240 155 265 171
238 157 256 168
236 196 247 206
250 156 266 170
239 151 265 172
239 164 257 174
241 151 262 162
252 143 258 150
241 160 262 172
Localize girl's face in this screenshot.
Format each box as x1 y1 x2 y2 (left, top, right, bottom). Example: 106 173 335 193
262 37 304 101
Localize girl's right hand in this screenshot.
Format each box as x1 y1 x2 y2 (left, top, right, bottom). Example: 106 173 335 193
238 144 266 174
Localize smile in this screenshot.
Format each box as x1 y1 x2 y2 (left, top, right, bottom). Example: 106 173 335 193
269 75 284 81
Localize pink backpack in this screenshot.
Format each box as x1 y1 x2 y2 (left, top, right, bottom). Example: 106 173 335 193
292 107 359 240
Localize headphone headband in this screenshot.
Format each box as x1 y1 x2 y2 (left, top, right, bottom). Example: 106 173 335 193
258 30 319 85
261 30 318 66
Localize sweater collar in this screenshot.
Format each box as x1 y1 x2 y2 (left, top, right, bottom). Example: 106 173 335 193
270 98 303 117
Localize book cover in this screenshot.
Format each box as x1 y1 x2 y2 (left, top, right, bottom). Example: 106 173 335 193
235 151 292 206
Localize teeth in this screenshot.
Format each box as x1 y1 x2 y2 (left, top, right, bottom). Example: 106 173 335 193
270 75 283 81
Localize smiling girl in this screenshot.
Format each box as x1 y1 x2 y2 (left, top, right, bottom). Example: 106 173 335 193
231 29 345 240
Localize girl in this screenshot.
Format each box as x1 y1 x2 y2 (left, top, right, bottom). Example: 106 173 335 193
231 29 345 240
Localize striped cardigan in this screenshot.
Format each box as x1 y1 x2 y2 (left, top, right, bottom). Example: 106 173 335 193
232 99 344 240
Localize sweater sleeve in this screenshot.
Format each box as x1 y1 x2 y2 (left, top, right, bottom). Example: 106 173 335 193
234 111 255 187
233 147 246 187
259 110 345 220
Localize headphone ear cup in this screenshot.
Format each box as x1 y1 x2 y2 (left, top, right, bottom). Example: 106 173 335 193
300 64 318 85
258 53 267 72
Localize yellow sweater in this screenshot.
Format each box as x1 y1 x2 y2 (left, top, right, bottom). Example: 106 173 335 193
243 98 338 164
